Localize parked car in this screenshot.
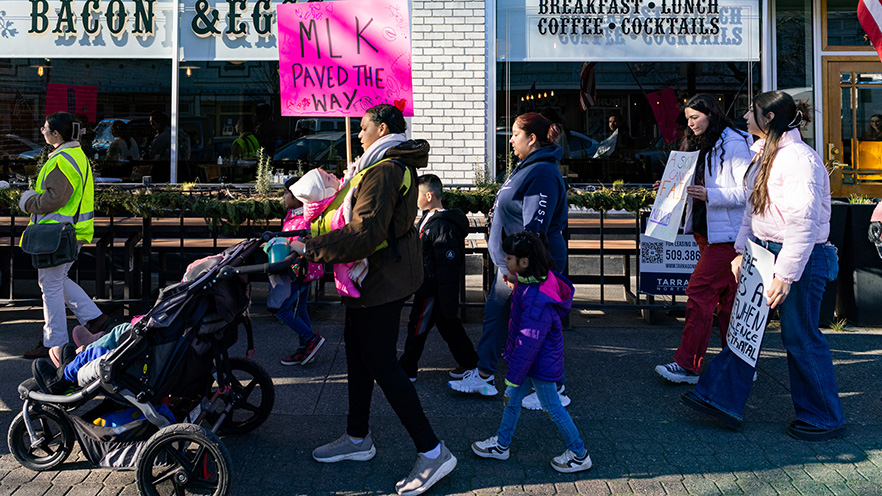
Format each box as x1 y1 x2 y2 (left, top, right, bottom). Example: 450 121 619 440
294 117 358 135
495 128 599 176
633 135 673 180
0 134 42 160
273 132 363 173
92 116 214 161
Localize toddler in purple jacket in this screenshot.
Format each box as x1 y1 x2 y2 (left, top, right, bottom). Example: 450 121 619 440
470 231 592 473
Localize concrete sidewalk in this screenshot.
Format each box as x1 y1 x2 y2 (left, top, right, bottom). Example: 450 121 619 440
0 302 881 496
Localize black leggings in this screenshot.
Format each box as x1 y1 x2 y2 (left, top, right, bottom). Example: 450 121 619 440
345 299 439 452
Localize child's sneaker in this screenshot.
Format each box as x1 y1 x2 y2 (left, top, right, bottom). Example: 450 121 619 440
447 368 498 396
281 349 307 366
471 435 510 460
73 325 105 349
521 384 571 411
655 362 700 385
551 449 592 473
300 333 326 365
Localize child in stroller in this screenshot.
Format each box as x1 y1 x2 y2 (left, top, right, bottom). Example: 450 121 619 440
8 232 301 496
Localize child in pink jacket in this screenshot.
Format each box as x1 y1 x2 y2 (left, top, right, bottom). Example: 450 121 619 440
276 177 326 366
289 168 364 298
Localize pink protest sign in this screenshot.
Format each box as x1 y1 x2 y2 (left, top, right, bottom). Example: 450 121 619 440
278 0 413 117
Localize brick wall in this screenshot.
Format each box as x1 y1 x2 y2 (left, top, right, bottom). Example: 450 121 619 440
410 1 488 186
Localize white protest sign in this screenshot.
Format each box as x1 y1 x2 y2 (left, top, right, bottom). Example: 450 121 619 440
645 151 699 243
726 240 776 367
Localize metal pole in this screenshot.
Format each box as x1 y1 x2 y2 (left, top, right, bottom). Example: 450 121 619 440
170 0 181 183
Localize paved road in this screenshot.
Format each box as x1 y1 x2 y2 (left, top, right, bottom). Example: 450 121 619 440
0 302 880 496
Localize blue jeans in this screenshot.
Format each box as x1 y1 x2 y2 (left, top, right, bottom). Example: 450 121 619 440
476 268 513 375
496 377 586 456
274 283 313 348
693 242 845 430
476 268 566 387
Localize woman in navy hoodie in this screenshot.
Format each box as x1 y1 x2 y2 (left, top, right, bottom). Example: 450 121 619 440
448 112 568 406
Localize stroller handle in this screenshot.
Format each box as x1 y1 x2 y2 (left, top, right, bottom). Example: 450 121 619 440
217 250 302 279
261 229 310 242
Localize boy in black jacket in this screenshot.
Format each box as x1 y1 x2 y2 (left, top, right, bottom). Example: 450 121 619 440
399 174 479 382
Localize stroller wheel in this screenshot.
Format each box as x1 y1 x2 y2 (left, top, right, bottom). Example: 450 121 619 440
7 405 74 471
212 357 275 435
136 423 231 496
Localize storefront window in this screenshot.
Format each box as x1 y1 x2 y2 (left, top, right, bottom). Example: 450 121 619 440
776 0 813 146
826 0 869 47
176 61 360 183
496 61 759 183
0 58 171 181
495 0 761 183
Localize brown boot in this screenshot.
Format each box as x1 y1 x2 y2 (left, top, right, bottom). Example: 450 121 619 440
23 342 49 359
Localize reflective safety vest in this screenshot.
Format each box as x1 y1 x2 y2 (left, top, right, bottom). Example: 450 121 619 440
28 148 95 243
233 134 260 159
310 158 412 253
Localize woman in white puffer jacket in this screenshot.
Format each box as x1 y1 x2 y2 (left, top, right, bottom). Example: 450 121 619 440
655 94 753 385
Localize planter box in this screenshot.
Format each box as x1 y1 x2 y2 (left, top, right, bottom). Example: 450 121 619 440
838 201 882 326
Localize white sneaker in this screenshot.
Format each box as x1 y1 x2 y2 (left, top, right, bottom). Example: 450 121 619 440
521 384 571 410
471 435 510 460
447 368 498 396
551 449 592 473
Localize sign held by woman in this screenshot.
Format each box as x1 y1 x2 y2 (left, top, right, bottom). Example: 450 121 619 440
277 0 413 117
726 240 775 367
645 151 698 242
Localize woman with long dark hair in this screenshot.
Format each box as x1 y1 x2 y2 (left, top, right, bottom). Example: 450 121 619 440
19 112 108 358
448 112 570 410
655 94 753 384
682 91 845 441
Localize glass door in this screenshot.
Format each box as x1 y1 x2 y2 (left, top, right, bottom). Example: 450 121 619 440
824 59 882 182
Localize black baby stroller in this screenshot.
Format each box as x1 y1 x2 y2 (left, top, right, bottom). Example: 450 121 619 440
8 232 305 495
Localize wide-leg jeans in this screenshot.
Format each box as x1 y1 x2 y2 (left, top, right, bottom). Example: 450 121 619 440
692 242 845 430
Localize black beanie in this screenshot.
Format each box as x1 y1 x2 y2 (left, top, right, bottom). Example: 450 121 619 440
283 176 298 190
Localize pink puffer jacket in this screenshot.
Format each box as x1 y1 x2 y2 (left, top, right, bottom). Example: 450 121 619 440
283 210 325 283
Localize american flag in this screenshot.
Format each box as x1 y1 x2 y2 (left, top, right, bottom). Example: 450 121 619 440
579 62 597 112
859 0 882 62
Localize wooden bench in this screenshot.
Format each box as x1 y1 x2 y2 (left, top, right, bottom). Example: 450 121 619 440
461 236 639 300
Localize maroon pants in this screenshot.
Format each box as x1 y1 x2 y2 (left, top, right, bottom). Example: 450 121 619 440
673 233 737 373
